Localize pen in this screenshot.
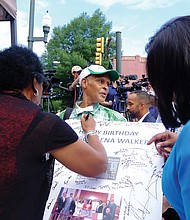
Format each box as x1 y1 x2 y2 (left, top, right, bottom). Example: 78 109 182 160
85 113 90 121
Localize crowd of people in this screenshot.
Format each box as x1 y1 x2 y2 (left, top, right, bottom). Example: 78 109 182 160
1 14 190 220
58 64 127 122
64 64 158 123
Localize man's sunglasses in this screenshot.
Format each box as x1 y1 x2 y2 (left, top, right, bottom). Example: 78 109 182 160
73 70 82 74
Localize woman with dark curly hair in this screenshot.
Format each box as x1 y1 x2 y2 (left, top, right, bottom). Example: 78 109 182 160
146 16 190 220
0 45 108 220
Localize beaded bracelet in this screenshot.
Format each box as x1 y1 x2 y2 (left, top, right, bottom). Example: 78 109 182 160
85 130 98 143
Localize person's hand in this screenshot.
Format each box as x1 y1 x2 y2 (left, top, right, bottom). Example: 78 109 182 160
107 100 113 105
80 114 96 133
147 131 178 160
101 100 112 106
69 76 80 91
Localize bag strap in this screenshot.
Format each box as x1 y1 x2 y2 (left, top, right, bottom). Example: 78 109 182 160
63 107 73 120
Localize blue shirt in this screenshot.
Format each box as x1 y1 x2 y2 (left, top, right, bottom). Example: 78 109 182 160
162 120 190 220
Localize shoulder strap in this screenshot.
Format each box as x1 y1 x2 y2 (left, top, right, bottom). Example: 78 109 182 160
63 107 73 120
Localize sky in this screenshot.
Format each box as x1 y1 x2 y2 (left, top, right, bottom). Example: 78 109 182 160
0 0 190 57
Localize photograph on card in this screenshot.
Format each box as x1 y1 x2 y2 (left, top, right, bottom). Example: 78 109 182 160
49 186 122 220
97 157 120 180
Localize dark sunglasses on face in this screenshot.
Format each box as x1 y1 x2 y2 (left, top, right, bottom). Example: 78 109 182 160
73 70 82 74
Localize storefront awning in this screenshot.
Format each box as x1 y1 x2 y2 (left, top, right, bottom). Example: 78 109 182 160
0 0 17 21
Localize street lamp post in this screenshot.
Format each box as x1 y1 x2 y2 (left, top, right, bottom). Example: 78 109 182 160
28 0 52 50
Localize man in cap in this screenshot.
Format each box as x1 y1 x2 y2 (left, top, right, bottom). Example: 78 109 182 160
58 65 127 121
67 65 82 107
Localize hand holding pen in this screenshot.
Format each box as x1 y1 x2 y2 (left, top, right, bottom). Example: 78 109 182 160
85 113 90 121
80 113 96 133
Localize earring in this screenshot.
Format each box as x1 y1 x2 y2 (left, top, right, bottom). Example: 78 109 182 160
34 89 39 97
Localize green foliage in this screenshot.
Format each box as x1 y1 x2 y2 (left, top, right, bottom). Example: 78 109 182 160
41 9 116 111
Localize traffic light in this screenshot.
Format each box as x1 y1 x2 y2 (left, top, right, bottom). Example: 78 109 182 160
95 52 102 65
106 37 109 46
96 37 104 54
95 37 104 65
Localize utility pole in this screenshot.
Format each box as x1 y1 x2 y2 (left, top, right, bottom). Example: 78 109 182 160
116 31 122 74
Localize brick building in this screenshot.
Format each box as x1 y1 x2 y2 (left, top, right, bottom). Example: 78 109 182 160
112 55 147 81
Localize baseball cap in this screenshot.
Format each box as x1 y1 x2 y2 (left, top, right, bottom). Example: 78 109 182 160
79 65 119 85
71 65 82 73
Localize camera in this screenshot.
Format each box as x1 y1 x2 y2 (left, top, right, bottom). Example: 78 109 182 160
115 80 129 114
41 70 67 113
116 74 149 93
115 75 149 112
43 70 61 93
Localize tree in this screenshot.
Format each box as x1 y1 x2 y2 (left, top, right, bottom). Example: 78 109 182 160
41 9 116 110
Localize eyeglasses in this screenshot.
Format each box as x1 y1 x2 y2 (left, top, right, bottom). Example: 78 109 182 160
73 70 81 74
31 72 49 85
